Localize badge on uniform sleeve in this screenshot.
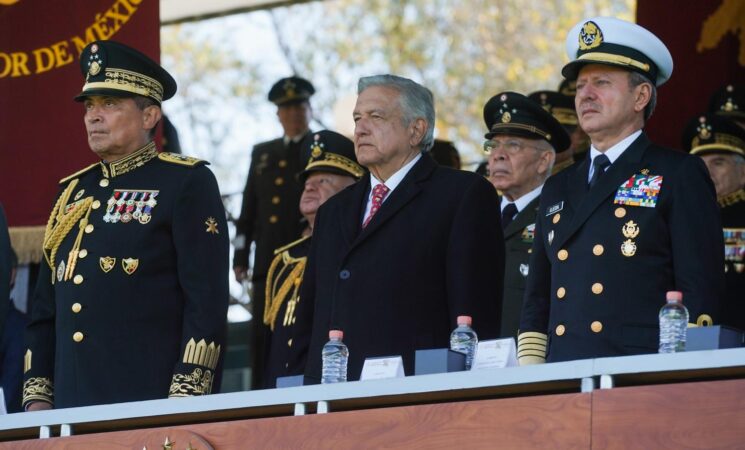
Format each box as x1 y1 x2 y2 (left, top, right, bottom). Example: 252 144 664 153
614 173 662 207
205 217 219 234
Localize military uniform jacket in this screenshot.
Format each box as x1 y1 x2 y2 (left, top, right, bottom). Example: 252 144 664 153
501 196 539 339
303 155 504 382
23 144 229 409
720 190 745 331
234 136 308 281
263 236 312 388
519 133 724 363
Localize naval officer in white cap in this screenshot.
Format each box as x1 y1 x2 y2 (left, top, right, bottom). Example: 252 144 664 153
518 17 724 365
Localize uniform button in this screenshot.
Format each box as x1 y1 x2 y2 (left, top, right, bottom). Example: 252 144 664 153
592 283 604 295
552 214 561 224
285 362 289 369
528 248 532 254
78 249 88 258
99 179 110 187
73 332 84 342
615 207 626 218
557 249 569 261
91 200 101 210
84 224 94 234
71 303 82 313
278 160 287 168
555 324 566 336
557 287 566 299
339 269 350 280
593 244 604 256
287 339 293 347
272 196 281 205
73 274 84 285
591 321 603 333
269 215 278 224
275 177 284 186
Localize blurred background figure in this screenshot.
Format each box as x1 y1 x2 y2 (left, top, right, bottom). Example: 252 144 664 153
709 84 744 129
428 139 462 169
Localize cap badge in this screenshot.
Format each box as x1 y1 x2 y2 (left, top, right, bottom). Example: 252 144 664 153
724 99 734 112
91 44 99 54
697 117 712 139
501 111 512 123
89 60 101 76
579 21 603 51
311 138 324 158
283 80 297 99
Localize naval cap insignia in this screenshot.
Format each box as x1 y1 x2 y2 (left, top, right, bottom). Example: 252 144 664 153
579 20 603 51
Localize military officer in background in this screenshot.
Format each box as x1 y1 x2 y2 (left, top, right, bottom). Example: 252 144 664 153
23 40 229 410
709 84 744 129
518 17 724 365
263 131 364 388
683 113 745 330
528 89 581 174
483 92 569 339
557 78 591 162
233 76 315 389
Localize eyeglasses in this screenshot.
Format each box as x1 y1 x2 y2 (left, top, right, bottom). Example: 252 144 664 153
483 138 537 155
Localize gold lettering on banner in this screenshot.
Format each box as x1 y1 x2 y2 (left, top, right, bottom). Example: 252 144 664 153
0 0 142 79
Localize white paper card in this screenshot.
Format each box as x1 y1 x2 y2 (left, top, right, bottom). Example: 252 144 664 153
471 338 517 370
360 356 405 380
0 388 6 415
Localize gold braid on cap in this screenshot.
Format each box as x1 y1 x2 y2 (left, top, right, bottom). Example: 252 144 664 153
306 153 365 179
690 133 745 156
82 68 164 103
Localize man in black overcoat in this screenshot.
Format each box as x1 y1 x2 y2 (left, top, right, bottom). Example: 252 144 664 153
303 75 504 381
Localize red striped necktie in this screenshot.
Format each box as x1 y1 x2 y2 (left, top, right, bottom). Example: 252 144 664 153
363 183 390 228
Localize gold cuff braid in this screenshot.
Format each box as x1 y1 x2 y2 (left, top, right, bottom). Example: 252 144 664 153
169 368 214 397
23 377 54 406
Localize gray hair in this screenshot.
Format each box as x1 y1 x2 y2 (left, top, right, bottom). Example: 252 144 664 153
358 74 435 152
533 139 556 179
133 95 160 139
628 71 657 122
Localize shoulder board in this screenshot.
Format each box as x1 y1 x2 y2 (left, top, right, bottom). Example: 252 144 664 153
59 163 98 185
273 235 311 255
158 152 208 167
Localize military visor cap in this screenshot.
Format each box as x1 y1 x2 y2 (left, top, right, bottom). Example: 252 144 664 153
299 130 365 181
683 113 745 157
269 76 315 106
74 40 176 105
483 91 570 153
562 17 673 86
528 90 578 128
709 84 744 121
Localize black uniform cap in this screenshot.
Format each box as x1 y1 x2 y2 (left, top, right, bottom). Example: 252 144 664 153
483 91 570 153
528 90 578 129
269 76 315 106
74 40 176 105
299 130 364 181
683 113 745 157
708 84 745 121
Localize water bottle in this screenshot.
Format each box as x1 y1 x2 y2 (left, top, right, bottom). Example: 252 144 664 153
450 315 478 370
659 291 689 353
321 330 349 383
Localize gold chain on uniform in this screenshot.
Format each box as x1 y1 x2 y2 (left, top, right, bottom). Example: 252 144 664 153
264 253 306 331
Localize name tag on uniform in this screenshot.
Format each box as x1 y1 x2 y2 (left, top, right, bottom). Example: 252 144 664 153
545 201 563 216
614 173 662 207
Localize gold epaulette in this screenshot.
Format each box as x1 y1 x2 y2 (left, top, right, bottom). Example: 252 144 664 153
157 152 207 167
58 163 98 185
273 235 311 255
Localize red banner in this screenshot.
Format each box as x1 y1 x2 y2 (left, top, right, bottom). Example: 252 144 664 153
0 0 159 262
637 0 745 149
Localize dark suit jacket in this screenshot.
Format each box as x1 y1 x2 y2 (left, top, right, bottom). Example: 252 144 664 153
303 155 504 381
520 133 724 362
501 196 540 339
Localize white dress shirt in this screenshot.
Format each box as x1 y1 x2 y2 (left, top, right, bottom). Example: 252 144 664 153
587 130 642 182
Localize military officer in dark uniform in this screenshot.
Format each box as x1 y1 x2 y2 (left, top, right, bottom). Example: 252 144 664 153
263 130 364 388
233 76 315 389
684 113 745 330
528 89 580 174
23 40 229 410
518 17 724 365
483 92 570 339
709 84 744 129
